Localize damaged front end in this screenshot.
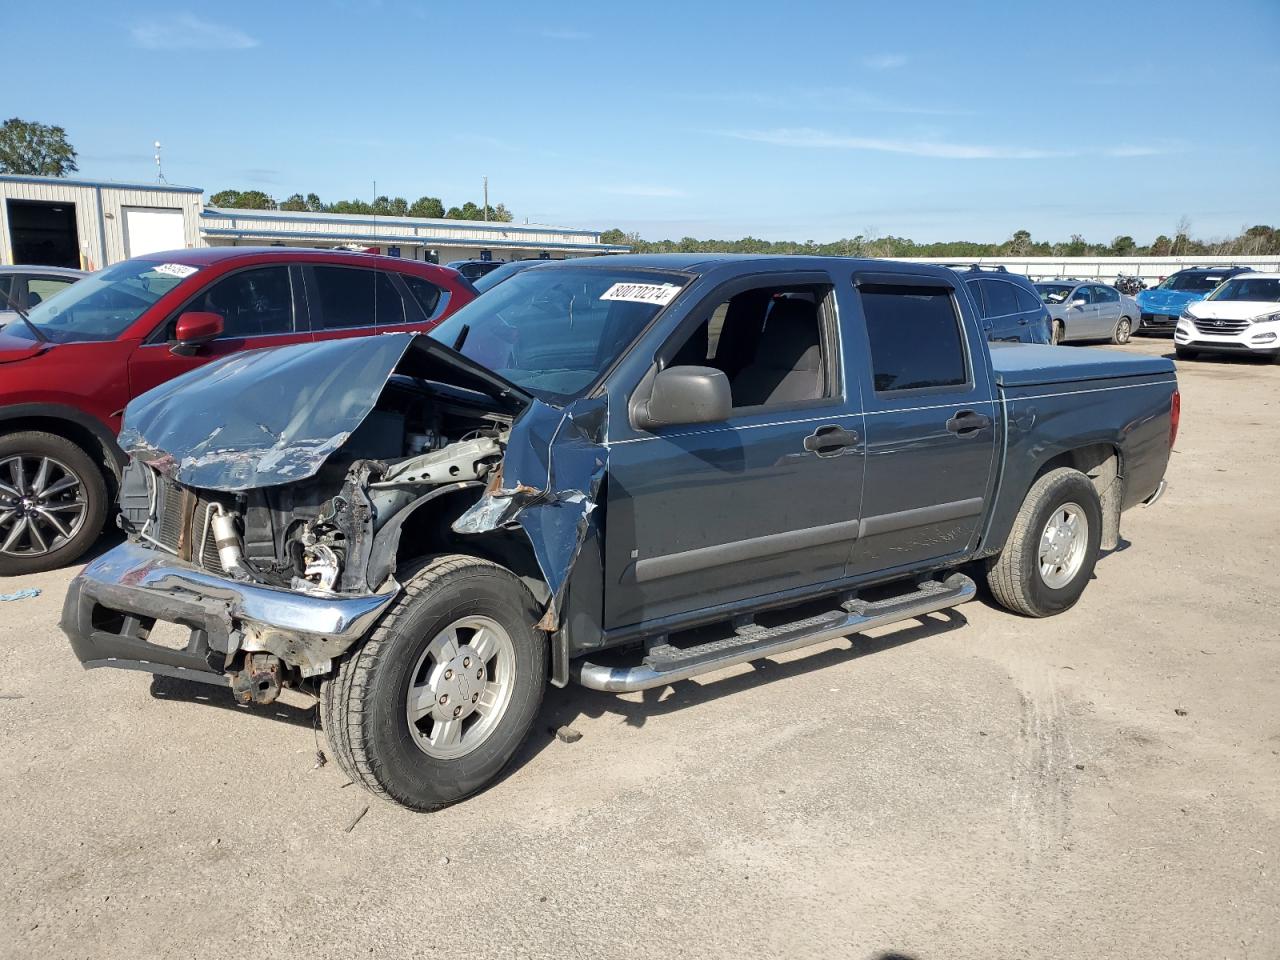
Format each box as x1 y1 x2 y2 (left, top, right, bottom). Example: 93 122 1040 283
62 332 606 701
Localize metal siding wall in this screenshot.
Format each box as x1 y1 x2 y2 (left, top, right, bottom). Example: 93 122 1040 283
99 187 202 263
0 180 101 267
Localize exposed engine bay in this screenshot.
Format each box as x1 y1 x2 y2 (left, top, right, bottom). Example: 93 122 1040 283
120 374 513 595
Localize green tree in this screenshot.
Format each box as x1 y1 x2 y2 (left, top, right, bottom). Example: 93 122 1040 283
1150 234 1173 256
489 203 513 223
0 117 78 176
1007 229 1033 255
409 196 445 218
210 189 275 209
1110 235 1136 256
388 197 410 217
279 193 308 211
305 193 324 212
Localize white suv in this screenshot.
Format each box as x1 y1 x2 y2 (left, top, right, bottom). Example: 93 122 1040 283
1175 272 1280 362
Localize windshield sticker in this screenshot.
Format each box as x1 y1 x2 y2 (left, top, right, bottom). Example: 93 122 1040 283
600 282 681 306
152 263 199 279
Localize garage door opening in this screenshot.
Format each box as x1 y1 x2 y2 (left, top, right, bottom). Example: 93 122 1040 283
6 199 79 267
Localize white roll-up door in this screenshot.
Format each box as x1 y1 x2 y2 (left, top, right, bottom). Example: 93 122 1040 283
123 207 186 258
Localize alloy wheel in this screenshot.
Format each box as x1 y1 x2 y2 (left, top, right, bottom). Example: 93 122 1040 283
406 615 517 761
0 454 88 558
1038 502 1088 589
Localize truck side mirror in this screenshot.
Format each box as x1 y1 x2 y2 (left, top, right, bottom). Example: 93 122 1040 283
633 365 732 430
171 311 224 356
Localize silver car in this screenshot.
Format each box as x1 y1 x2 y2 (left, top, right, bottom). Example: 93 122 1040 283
0 265 87 320
1034 279 1138 345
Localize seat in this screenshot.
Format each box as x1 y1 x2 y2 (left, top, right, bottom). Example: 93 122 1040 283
730 297 824 407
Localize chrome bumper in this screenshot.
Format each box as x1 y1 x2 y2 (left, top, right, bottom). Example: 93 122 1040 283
1143 479 1168 507
62 540 397 684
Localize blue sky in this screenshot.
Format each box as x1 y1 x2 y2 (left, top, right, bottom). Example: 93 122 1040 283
8 0 1279 243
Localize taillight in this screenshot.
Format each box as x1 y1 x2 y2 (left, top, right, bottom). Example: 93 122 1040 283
1169 389 1181 448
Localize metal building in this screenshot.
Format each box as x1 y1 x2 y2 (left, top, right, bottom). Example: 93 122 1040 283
0 174 203 270
199 208 628 262
0 173 625 270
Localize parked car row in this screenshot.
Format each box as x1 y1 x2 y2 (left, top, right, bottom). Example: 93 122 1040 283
1034 279 1140 345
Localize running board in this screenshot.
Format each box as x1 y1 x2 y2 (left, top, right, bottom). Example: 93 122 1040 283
572 572 976 693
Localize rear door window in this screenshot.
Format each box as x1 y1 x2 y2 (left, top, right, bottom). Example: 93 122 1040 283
979 278 1019 317
401 274 443 317
1095 285 1119 303
859 283 968 393
1014 285 1043 313
964 278 985 315
312 266 410 329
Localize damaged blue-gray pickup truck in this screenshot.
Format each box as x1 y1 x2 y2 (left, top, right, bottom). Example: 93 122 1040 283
61 255 1179 811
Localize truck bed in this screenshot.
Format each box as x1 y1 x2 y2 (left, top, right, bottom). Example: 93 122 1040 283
989 342 1175 387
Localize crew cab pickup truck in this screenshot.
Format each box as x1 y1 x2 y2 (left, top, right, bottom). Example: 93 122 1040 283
0 247 473 575
61 255 1179 811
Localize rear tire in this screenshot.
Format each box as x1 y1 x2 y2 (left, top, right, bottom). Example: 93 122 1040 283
1112 316 1133 344
321 554 547 811
0 431 107 576
986 467 1102 618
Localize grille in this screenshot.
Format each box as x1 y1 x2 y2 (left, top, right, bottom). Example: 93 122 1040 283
147 475 224 569
1193 318 1250 336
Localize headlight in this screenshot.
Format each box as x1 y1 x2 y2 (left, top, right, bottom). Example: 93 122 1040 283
1253 311 1280 324
1179 308 1196 320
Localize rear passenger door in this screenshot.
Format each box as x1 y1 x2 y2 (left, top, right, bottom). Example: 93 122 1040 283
305 265 431 342
846 272 998 577
977 278 1022 341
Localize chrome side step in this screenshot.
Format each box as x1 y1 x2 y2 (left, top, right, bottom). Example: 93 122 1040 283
572 572 976 693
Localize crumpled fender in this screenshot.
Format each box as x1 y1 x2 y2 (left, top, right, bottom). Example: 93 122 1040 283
452 396 608 631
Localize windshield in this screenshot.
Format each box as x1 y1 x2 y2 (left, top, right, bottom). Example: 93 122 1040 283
1159 272 1228 293
1206 277 1280 303
1035 283 1075 304
471 259 542 293
429 266 688 402
1 259 197 343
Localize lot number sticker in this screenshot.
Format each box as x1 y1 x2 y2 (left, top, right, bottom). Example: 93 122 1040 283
152 263 200 279
600 282 682 306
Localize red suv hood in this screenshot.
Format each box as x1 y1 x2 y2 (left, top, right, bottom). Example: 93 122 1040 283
0 327 48 364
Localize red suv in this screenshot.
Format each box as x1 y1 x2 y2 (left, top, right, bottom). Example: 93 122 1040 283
0 247 474 575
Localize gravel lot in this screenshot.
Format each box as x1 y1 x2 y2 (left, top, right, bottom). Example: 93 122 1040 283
2 338 1277 960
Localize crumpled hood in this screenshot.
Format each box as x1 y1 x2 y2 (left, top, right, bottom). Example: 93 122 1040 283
0 324 47 364
119 332 531 492
1138 288 1203 313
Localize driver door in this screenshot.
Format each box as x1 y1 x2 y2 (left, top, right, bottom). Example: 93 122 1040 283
127 263 311 400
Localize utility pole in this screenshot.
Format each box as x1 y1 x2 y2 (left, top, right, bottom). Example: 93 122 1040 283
483 175 489 222
154 141 166 183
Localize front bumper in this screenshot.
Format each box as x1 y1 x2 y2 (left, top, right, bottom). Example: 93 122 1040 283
61 541 398 685
1174 323 1280 357
1139 312 1180 331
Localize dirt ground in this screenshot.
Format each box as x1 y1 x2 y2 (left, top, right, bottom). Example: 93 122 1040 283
2 338 1277 960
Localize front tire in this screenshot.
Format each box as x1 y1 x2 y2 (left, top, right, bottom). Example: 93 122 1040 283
1051 320 1064 345
1112 316 1133 344
0 431 107 576
322 555 547 811
986 467 1103 618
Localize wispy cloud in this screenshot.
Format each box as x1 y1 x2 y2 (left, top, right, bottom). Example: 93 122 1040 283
598 184 687 198
720 127 1181 161
689 87 968 117
131 14 258 50
862 53 907 70
539 27 591 40
720 128 1060 160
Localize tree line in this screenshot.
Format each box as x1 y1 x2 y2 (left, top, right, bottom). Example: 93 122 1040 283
208 189 514 222
599 224 1280 258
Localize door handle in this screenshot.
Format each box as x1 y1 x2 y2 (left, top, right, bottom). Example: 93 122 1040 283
804 424 859 457
946 410 992 436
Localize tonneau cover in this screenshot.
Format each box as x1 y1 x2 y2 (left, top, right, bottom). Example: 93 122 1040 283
989 342 1175 388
